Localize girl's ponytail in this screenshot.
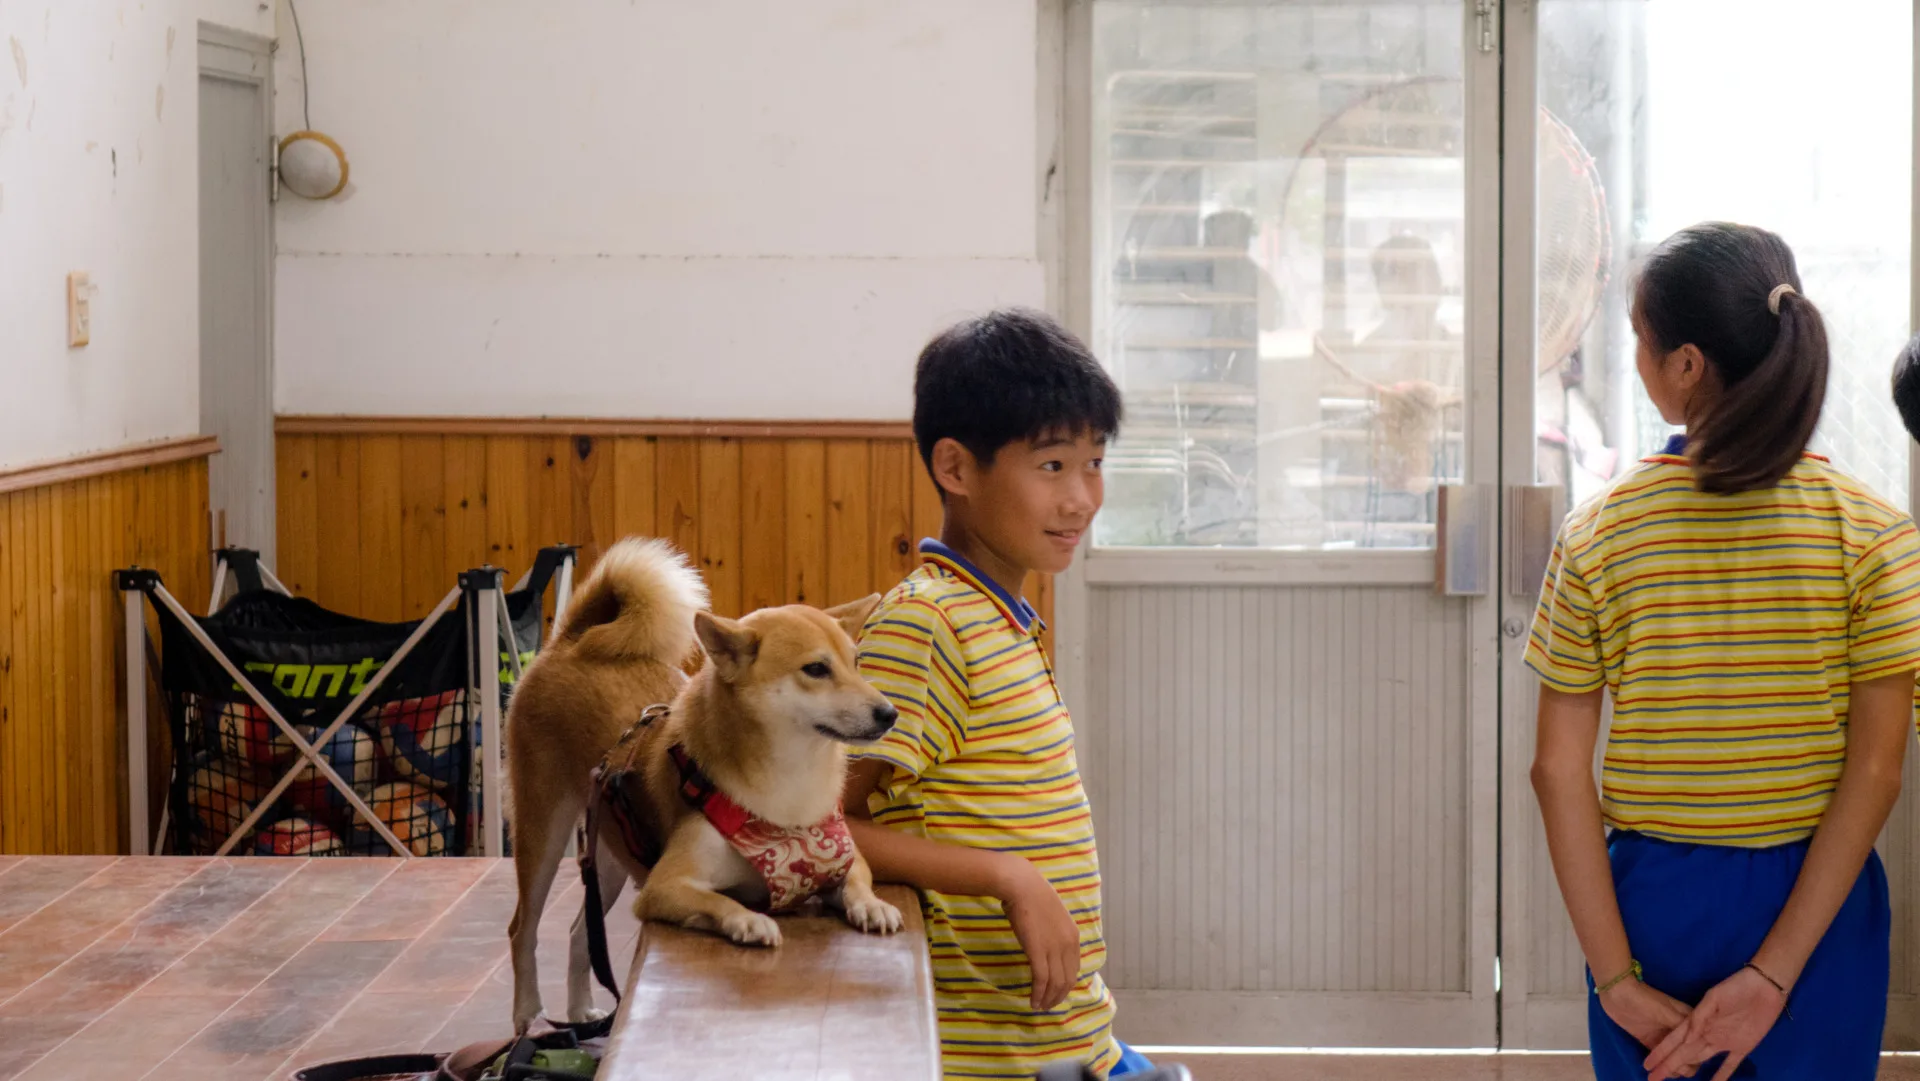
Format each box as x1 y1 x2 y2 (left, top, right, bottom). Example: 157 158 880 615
1634 223 1828 494
1689 287 1828 493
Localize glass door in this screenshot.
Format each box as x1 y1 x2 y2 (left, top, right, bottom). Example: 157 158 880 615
1498 0 1919 1049
1063 0 1504 1048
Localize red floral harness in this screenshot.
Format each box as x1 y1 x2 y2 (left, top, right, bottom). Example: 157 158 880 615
585 704 855 914
665 743 856 911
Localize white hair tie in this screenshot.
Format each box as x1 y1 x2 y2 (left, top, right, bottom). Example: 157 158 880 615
1768 283 1796 315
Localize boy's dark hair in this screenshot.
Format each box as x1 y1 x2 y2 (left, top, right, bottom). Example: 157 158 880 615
1892 334 1920 445
1633 222 1828 494
912 309 1122 484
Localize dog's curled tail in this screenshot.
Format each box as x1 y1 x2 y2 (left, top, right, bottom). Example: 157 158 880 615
557 537 710 663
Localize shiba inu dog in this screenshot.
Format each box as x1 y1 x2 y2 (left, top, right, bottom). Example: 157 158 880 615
505 537 902 1033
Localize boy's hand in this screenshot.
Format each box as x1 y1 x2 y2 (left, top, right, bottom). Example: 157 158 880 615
998 855 1081 1011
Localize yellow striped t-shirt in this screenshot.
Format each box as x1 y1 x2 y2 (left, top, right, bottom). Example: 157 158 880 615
1525 448 1920 845
855 541 1118 1081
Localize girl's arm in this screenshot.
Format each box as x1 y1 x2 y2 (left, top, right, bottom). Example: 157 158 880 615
1532 686 1693 1050
1646 672 1910 1080
1750 672 1909 984
1531 687 1630 979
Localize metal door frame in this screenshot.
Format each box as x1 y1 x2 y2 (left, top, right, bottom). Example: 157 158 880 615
1048 0 1504 1047
1496 0 1920 1049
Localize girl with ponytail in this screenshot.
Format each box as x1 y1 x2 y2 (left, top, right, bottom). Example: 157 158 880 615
1527 223 1920 1080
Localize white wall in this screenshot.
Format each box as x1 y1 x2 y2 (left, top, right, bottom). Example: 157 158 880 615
0 1 272 469
274 0 1043 420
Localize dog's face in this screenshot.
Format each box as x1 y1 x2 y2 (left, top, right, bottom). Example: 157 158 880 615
694 596 898 745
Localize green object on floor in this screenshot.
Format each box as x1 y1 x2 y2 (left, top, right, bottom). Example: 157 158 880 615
532 1049 597 1076
485 1047 598 1081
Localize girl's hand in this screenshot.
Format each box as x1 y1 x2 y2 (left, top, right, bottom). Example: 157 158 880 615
1599 979 1694 1066
1643 967 1787 1081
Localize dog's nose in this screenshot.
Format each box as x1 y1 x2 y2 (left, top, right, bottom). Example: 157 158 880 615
872 702 898 732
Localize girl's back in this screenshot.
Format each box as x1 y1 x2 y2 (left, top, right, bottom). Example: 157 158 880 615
1531 446 1920 846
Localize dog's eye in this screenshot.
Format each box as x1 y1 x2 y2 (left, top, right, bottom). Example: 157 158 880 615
802 662 832 679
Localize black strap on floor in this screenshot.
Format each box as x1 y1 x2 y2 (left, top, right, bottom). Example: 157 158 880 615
292 1052 443 1081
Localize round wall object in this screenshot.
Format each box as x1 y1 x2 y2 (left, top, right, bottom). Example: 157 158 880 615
278 130 350 200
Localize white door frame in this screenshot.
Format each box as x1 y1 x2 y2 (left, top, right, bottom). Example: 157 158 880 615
198 22 276 559
1047 0 1504 1047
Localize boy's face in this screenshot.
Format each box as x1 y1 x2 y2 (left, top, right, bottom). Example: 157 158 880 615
955 431 1106 577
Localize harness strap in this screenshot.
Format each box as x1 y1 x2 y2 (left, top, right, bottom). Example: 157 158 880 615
668 742 751 834
576 703 672 1005
577 809 622 1005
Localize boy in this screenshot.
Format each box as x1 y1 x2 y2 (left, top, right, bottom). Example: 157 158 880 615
843 310 1148 1080
1894 332 1920 443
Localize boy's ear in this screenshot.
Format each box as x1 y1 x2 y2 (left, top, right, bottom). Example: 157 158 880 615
694 611 760 682
930 437 972 500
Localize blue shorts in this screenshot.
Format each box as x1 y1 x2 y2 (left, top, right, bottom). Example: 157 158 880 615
1108 1041 1154 1077
1590 831 1889 1080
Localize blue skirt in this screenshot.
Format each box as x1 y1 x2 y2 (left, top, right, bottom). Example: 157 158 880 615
1590 831 1889 1080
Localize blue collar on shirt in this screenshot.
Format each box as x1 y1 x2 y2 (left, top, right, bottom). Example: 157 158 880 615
918 538 1039 633
1662 433 1687 456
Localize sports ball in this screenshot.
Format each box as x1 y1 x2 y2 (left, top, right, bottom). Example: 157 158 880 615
185 758 265 849
359 782 454 857
378 690 465 790
284 724 379 827
249 816 342 856
214 702 283 768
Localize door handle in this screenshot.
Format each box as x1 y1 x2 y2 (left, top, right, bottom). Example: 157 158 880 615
1508 485 1567 595
1435 483 1493 596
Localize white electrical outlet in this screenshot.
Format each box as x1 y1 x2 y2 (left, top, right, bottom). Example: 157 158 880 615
67 271 91 347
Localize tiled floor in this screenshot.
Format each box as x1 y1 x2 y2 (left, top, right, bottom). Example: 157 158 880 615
0 855 638 1081
9 854 1920 1081
1156 1052 1920 1080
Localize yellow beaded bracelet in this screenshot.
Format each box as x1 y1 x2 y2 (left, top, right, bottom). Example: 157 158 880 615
1595 960 1643 995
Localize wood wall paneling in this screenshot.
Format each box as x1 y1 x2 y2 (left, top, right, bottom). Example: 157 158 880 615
0 456 212 855
273 430 1052 651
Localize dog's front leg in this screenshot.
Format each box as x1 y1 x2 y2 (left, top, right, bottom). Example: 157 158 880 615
635 817 782 947
832 850 903 934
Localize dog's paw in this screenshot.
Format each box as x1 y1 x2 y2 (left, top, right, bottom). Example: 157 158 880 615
511 1002 544 1036
843 895 904 935
719 910 783 948
566 1006 609 1025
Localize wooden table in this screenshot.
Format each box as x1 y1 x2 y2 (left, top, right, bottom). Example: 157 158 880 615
597 884 939 1081
0 856 637 1081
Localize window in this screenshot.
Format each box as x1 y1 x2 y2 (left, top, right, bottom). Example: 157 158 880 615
1537 0 1912 511
1092 1 1915 553
1093 3 1470 550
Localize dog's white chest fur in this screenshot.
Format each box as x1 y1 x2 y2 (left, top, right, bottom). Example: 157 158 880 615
675 813 770 909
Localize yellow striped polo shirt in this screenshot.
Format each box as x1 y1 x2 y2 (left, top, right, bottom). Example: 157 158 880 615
1525 442 1920 845
855 540 1118 1081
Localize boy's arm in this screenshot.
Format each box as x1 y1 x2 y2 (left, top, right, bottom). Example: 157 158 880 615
844 759 1019 897
844 759 1083 1010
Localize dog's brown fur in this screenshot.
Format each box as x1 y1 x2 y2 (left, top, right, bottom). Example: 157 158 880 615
505 537 902 1032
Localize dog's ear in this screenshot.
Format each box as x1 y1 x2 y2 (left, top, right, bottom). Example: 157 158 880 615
823 594 882 641
694 611 760 681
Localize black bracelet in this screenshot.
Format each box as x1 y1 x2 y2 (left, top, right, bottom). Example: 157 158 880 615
1745 962 1793 1020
